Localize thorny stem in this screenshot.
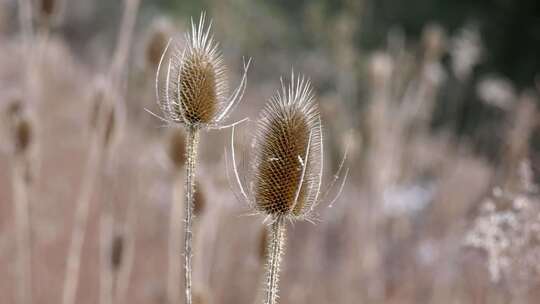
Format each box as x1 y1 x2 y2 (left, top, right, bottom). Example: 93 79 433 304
12 157 32 304
265 217 286 304
185 127 200 304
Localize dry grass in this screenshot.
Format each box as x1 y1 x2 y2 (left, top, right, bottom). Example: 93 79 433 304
0 2 539 304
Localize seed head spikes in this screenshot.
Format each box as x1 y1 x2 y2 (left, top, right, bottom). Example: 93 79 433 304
229 72 348 304
153 12 250 304
154 12 250 130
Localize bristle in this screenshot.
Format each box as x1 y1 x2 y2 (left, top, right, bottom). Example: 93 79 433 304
252 75 321 218
110 234 124 270
168 128 186 168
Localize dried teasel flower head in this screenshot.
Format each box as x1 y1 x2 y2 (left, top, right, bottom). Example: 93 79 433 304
40 0 56 18
14 117 32 155
154 12 250 130
110 233 124 271
37 0 63 28
145 17 175 69
230 72 348 222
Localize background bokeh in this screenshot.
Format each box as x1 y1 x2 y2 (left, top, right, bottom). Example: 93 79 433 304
1 0 540 303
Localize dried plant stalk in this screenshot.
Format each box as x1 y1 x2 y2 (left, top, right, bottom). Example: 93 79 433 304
229 73 347 304
12 156 32 304
265 217 286 304
155 12 249 304
184 127 200 304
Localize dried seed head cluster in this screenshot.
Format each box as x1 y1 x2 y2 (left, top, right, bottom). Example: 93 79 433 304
40 0 56 18
2 97 33 156
155 12 249 130
15 118 32 154
232 73 325 221
110 233 124 270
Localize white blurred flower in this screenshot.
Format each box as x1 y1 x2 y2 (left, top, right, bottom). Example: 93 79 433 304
477 75 516 110
450 25 482 80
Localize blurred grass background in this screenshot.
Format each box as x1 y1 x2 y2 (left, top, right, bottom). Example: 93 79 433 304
0 0 539 304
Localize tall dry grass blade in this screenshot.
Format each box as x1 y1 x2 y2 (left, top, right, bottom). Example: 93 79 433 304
12 156 32 304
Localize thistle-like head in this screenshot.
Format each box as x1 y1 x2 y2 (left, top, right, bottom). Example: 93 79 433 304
229 73 335 223
155 12 250 130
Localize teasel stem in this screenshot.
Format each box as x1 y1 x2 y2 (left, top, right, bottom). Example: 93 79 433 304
12 156 32 304
265 217 286 304
184 127 200 304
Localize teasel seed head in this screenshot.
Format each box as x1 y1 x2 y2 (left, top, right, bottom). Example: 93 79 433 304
230 72 349 222
15 117 32 155
230 73 323 222
168 128 186 168
110 233 124 271
155 12 250 130
40 0 56 18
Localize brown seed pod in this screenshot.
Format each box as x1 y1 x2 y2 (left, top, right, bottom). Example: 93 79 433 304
156 13 249 130
15 118 32 154
250 74 322 219
110 233 124 270
175 52 220 124
40 0 56 18
168 128 185 168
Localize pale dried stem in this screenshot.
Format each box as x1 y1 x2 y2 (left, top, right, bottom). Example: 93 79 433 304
264 217 286 304
184 128 200 304
114 183 139 304
12 157 32 304
61 136 103 304
99 206 114 304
